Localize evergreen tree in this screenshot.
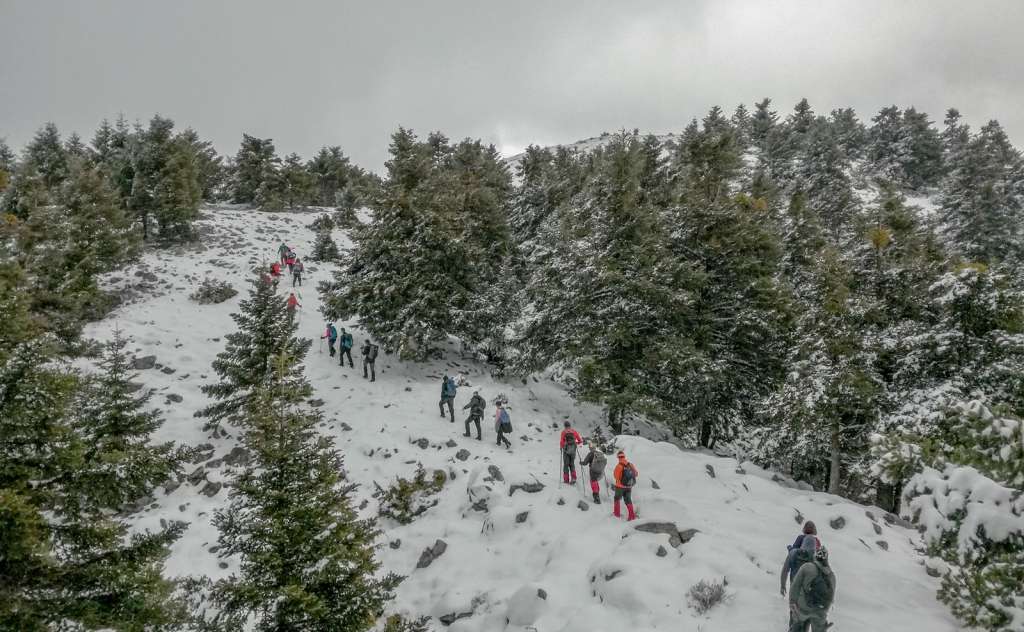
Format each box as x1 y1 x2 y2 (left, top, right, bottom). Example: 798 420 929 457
232 134 279 204
731 103 752 150
64 132 88 159
279 152 316 208
867 105 943 190
198 271 311 430
310 227 340 262
828 107 867 161
308 146 356 207
204 354 401 631
24 122 70 189
179 128 225 201
0 138 15 195
152 136 202 241
797 117 859 239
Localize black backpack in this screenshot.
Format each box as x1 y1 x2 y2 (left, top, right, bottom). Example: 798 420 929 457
562 432 578 455
806 562 835 609
368 344 378 361
620 463 637 487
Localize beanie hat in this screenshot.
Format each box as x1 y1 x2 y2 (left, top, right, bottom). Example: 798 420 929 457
803 521 817 535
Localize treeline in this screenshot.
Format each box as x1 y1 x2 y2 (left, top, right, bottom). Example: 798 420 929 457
324 101 1023 629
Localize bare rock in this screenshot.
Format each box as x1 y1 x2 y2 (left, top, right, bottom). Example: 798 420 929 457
389 539 401 550
487 464 504 482
455 449 471 462
656 545 668 557
166 393 183 403
577 500 589 511
187 466 207 485
509 481 545 497
515 511 529 524
633 521 700 548
413 437 430 450
876 540 889 551
872 523 883 535
416 539 448 569
829 516 846 530
705 464 716 479
223 446 251 467
445 439 457 448
200 481 222 497
132 355 157 370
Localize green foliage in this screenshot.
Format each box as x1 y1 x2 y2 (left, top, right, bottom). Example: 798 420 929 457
190 278 238 304
232 133 279 205
374 463 446 525
311 227 340 262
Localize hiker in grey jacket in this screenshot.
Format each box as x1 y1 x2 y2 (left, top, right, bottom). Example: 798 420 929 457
789 547 835 632
462 389 485 440
580 443 607 503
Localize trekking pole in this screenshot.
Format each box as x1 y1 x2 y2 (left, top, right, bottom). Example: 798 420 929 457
319 336 323 354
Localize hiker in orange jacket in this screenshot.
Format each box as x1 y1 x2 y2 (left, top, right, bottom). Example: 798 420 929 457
612 450 638 521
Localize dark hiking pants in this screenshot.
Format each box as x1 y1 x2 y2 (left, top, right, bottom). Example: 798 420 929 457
440 396 454 422
465 413 482 438
363 359 375 381
338 347 353 367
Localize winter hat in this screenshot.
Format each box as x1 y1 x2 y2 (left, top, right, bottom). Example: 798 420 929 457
563 420 571 428
814 546 829 563
802 521 817 535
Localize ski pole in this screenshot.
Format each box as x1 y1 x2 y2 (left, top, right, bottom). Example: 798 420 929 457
319 336 323 354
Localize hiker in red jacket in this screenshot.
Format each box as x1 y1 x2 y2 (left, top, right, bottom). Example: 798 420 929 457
612 450 638 521
269 261 282 289
285 249 297 273
559 421 583 484
286 292 300 312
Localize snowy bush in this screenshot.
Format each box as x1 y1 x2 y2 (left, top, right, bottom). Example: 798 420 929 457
374 464 446 525
381 614 431 632
687 578 728 615
189 278 238 304
308 213 335 232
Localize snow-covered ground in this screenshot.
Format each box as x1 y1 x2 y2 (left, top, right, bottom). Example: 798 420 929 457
84 207 961 631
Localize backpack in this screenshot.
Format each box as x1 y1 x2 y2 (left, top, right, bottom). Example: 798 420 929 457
806 563 835 609
445 380 457 398
368 344 378 361
790 547 814 578
328 325 337 340
620 463 637 487
562 431 578 455
341 333 352 349
499 408 512 432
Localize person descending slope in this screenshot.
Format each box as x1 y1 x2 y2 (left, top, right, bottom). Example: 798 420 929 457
292 258 304 286
612 450 638 521
462 388 485 440
494 399 512 449
277 242 289 265
338 327 354 368
322 322 338 357
439 375 457 423
361 339 377 381
789 547 836 632
559 421 583 484
781 522 821 596
286 292 300 313
580 442 607 503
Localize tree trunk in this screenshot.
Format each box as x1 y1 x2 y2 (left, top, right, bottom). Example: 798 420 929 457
698 419 713 448
608 407 622 435
828 420 841 494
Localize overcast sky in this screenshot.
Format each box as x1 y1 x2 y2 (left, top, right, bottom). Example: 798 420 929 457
2 0 1022 172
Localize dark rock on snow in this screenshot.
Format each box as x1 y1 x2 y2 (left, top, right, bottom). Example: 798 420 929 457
515 511 530 524
705 464 716 479
445 439 457 448
633 522 700 549
166 393 183 403
876 540 889 551
830 516 846 530
200 481 223 497
487 464 504 482
455 449 470 462
413 437 430 450
509 481 545 497
577 500 589 511
223 446 251 467
416 539 448 569
389 539 402 549
656 545 668 557
132 355 157 370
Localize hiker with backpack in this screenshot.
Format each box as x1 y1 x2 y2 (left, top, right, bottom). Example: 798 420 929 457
338 328 354 367
322 322 338 357
277 242 290 265
286 292 300 313
269 261 282 289
580 442 607 504
612 450 638 521
462 388 486 440
361 339 377 381
439 375 457 423
285 249 297 273
789 547 835 632
559 421 583 484
781 522 821 597
292 258 304 286
494 400 512 449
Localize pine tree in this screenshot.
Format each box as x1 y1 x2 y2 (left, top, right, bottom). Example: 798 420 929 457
311 227 340 262
232 134 279 204
867 106 943 191
204 354 401 631
198 271 312 430
279 152 316 208
179 128 225 200
152 136 201 241
731 103 752 150
129 115 176 239
24 122 70 189
828 107 867 161
64 132 88 159
308 146 356 207
797 117 859 239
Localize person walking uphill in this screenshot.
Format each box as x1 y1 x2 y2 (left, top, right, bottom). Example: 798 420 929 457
581 442 607 503
338 328 354 367
322 322 338 357
277 242 289 265
439 375 457 423
462 389 485 440
292 258 304 286
788 547 836 632
494 400 512 449
286 292 300 313
285 249 297 273
612 451 638 521
781 522 821 597
361 339 377 381
559 421 583 484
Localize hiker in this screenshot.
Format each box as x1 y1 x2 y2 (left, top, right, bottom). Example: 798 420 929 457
559 421 583 484
292 258 304 286
286 292 300 312
338 328 354 367
462 388 486 440
322 322 338 357
439 375 457 423
277 242 289 264
789 547 835 632
612 450 638 521
580 442 608 503
494 400 512 449
269 261 282 280
781 522 821 596
285 249 297 273
361 339 377 381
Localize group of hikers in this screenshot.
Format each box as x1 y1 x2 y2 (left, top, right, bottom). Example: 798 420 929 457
321 321 378 381
272 242 305 287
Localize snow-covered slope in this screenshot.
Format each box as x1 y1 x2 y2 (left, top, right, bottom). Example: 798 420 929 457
84 207 961 631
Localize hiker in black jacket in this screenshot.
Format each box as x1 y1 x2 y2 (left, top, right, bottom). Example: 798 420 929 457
462 389 485 440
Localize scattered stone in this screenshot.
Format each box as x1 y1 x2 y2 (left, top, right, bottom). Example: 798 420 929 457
705 464 716 479
633 522 700 548
794 509 805 524
204 458 223 469
416 539 448 569
358 499 369 510
178 504 187 512
829 516 846 530
340 422 353 431
865 510 877 522
445 439 457 448
455 449 470 462
735 466 747 475
200 481 222 497
413 437 430 450
404 386 412 392
876 540 889 551
577 500 589 512
604 570 623 581
439 611 473 626
556 498 565 506
187 467 206 485
537 588 547 600
651 479 660 490
192 444 215 463
471 498 488 512
218 561 228 569
883 512 914 529
208 545 220 554
162 479 181 495
132 355 157 370
509 481 545 497
389 539 402 550
925 564 941 578
656 545 668 557
515 511 529 524
223 446 251 467
160 366 176 374
872 523 883 535
487 465 504 482
309 398 325 408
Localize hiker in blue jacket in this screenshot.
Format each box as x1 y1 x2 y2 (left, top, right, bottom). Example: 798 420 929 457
337 327 354 368
321 322 338 357
439 374 457 422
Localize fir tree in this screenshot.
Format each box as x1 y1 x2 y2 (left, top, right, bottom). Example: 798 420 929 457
179 128 225 201
24 122 70 189
308 145 356 207
204 354 401 631
279 152 316 208
198 271 312 430
797 117 859 239
310 227 340 262
64 132 88 159
232 134 279 204
152 136 202 241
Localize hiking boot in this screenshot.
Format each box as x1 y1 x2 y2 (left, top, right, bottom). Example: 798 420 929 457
463 432 470 437
592 492 601 503
476 435 482 441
